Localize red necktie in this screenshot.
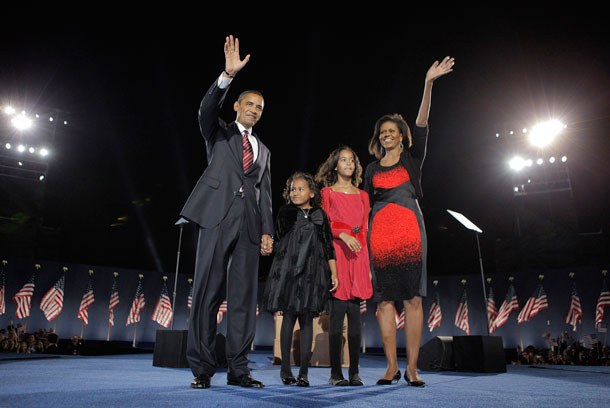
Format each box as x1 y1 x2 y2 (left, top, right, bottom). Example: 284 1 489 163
242 130 254 173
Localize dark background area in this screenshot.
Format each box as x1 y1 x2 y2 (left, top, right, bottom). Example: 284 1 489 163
2 13 609 279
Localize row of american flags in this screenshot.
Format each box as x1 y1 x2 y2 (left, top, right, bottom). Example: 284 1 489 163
0 267 195 330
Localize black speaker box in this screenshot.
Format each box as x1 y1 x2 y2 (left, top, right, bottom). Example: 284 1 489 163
153 330 189 368
453 335 506 373
417 336 455 371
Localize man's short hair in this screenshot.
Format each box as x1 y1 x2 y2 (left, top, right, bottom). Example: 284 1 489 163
237 90 264 103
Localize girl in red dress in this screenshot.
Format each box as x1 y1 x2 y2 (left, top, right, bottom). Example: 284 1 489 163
316 146 373 386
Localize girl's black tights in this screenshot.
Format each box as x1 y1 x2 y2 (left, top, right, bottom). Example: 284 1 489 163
329 298 361 379
280 312 313 378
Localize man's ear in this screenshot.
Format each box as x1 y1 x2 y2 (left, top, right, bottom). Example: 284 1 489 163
233 101 240 112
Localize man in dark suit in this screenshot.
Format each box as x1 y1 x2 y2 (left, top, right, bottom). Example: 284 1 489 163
181 35 273 389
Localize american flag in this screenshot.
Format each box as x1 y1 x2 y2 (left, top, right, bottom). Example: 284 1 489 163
487 287 498 334
492 284 519 332
595 280 610 328
454 289 469 335
126 279 146 326
187 283 193 310
395 309 405 330
217 300 228 324
427 292 442 332
360 300 367 314
108 278 119 326
152 283 173 328
565 283 582 332
77 277 95 325
13 274 35 319
0 266 5 316
518 285 548 324
40 275 65 322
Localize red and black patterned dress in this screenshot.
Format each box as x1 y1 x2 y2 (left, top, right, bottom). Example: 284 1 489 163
364 127 428 301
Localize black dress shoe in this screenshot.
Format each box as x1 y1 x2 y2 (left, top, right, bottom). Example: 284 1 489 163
349 375 364 386
228 374 265 388
296 375 309 387
376 370 401 385
190 374 211 389
329 377 349 386
282 376 297 385
404 372 425 387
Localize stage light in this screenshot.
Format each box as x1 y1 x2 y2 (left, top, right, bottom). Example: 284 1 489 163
522 128 528 133
17 144 25 152
509 156 526 171
514 187 519 192
18 161 23 166
28 147 35 154
3 106 15 115
5 143 11 150
49 117 54 122
529 120 564 147
525 159 533 167
561 156 567 162
549 156 556 164
40 148 49 157
509 130 514 135
35 114 40 118
11 114 33 130
39 175 45 181
536 158 544 165
495 133 500 138
63 120 68 125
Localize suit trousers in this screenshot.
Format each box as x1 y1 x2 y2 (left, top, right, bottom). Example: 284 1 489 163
186 196 260 379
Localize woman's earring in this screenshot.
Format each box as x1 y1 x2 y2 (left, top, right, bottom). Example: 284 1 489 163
399 142 404 150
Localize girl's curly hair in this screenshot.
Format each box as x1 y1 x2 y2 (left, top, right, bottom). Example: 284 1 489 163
314 145 363 188
282 171 322 207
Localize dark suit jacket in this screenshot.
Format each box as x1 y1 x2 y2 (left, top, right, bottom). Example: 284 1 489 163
181 79 273 244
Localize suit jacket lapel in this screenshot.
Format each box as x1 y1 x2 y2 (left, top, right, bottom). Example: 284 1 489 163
229 122 243 166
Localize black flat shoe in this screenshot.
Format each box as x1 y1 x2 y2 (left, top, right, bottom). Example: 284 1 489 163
190 374 211 389
349 376 364 386
329 377 349 386
404 372 425 387
228 374 265 388
282 376 297 385
376 370 401 385
296 375 310 387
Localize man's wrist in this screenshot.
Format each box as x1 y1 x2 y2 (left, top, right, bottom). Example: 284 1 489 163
223 70 236 78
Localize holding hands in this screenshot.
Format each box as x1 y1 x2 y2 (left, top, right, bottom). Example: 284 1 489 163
224 35 250 77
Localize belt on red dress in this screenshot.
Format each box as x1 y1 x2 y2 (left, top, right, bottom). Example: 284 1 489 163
331 221 365 244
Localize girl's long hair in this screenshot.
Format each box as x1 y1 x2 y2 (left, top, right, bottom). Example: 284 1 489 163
315 146 363 187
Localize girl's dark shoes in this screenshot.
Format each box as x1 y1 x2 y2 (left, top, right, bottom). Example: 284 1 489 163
329 376 349 386
281 376 297 385
376 370 401 385
349 375 364 386
296 375 310 387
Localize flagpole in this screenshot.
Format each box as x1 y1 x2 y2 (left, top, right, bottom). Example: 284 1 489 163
108 272 118 342
171 218 188 330
474 232 490 335
539 275 551 328
107 324 111 342
132 322 138 348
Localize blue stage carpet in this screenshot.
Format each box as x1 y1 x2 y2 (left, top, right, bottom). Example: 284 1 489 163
1 351 609 407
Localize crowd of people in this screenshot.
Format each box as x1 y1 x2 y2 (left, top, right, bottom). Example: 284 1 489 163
0 319 83 355
512 332 610 366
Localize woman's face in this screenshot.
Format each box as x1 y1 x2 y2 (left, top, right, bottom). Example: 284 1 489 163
379 121 403 150
335 150 355 179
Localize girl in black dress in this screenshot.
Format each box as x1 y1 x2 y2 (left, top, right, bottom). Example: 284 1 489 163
262 172 339 386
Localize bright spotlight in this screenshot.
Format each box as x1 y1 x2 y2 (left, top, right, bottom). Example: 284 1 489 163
3 106 15 115
18 161 23 166
63 120 68 125
513 187 519 192
11 115 33 130
525 159 533 167
39 175 45 181
536 158 544 165
49 117 54 122
39 148 49 157
509 156 526 171
549 156 556 164
495 133 500 138
561 156 567 162
17 144 25 152
5 143 11 150
529 120 564 148
28 147 35 154
522 128 528 133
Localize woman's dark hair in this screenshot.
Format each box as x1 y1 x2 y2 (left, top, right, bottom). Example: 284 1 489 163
368 113 412 159
282 171 322 207
315 146 363 188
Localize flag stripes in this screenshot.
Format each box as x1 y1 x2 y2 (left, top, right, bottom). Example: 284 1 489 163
77 278 95 325
40 275 65 322
152 283 173 328
13 274 35 319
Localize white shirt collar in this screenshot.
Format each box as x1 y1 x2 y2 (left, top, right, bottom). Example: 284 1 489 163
236 121 253 136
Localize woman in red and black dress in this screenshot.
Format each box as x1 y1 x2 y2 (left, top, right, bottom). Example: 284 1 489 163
363 56 454 387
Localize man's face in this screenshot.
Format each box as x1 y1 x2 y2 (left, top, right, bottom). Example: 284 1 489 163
234 93 264 128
